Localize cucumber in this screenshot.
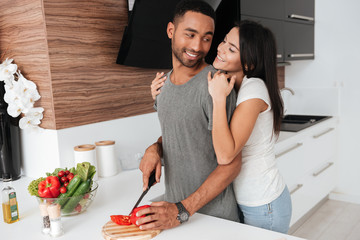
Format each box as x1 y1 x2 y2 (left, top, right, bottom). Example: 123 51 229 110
57 175 82 207
62 179 91 213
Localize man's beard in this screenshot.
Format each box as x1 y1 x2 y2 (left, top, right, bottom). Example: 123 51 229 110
172 42 205 68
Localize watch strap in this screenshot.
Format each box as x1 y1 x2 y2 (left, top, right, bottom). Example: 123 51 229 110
175 201 189 224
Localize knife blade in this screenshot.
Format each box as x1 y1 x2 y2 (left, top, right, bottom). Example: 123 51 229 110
129 171 156 215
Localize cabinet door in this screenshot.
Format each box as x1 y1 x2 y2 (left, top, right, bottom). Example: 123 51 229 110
241 15 284 62
284 22 314 61
241 0 284 20
276 139 305 188
285 0 315 24
303 125 337 173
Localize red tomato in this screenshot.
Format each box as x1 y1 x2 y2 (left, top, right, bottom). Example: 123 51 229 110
67 173 74 181
58 170 65 178
60 186 67 194
130 205 151 226
64 182 69 187
60 176 68 183
111 215 132 225
75 204 82 213
65 170 70 175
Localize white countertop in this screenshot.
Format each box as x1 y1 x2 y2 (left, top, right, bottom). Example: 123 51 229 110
1 169 306 240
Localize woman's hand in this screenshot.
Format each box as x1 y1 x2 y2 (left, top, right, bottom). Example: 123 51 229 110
151 72 167 100
207 71 236 101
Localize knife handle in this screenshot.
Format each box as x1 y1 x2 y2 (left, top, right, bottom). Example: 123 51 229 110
148 171 156 189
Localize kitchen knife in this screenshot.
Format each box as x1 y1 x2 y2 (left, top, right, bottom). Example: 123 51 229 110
129 171 156 215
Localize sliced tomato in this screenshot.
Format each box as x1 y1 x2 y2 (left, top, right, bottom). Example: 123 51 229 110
130 205 151 226
111 215 132 225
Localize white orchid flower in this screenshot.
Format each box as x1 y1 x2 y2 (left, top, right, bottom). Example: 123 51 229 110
7 102 22 118
23 88 41 104
3 85 17 104
19 117 39 130
0 59 17 84
17 71 37 90
1 59 43 130
19 107 44 130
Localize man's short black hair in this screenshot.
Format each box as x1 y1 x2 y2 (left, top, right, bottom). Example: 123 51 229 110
173 0 216 24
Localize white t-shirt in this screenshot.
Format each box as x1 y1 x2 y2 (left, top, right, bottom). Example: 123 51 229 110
233 76 286 206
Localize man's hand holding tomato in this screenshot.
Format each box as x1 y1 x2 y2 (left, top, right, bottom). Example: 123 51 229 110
135 201 180 230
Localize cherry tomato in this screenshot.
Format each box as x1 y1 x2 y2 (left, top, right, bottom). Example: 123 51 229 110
60 176 68 183
63 182 69 187
111 215 132 225
130 205 151 226
75 204 82 213
58 170 65 178
67 173 74 181
65 170 70 175
60 186 67 194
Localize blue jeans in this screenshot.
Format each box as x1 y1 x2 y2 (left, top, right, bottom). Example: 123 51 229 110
238 186 292 233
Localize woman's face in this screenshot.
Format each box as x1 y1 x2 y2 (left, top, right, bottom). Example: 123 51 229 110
213 27 242 74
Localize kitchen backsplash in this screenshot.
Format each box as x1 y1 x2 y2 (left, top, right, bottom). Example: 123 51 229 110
282 87 339 116
21 112 161 179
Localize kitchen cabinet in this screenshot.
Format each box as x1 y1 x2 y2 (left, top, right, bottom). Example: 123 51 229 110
240 15 285 62
240 0 314 62
284 22 314 61
240 0 284 20
285 0 315 24
276 117 338 226
284 0 315 61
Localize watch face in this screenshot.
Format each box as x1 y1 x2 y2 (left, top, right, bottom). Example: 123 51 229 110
180 212 189 221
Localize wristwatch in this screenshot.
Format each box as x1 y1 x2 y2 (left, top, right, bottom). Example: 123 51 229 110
175 202 190 224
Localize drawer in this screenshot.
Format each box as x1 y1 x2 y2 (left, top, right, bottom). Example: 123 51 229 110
303 126 337 173
276 141 305 188
289 158 336 226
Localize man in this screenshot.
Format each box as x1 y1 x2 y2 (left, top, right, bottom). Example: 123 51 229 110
136 0 242 230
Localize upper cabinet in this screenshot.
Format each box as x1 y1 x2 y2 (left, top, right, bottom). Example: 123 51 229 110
240 0 315 62
285 0 315 24
240 0 284 20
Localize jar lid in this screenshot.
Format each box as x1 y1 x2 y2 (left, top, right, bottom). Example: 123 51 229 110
74 144 96 151
95 140 115 146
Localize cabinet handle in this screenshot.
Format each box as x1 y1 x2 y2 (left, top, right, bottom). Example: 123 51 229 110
290 184 303 195
275 143 303 158
313 162 334 177
288 14 314 22
277 54 282 59
313 128 335 139
288 53 314 58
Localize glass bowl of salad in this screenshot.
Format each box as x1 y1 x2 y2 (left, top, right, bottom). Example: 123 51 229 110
36 180 98 217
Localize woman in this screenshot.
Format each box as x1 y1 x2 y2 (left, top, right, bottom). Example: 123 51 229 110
151 20 292 233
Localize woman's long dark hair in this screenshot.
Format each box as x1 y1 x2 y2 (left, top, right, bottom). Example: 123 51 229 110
236 20 284 134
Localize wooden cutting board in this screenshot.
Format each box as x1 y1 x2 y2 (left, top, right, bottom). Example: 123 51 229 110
102 221 161 240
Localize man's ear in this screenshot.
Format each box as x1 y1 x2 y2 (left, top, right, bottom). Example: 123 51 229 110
167 22 175 39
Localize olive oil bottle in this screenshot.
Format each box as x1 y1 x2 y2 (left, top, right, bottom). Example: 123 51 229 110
2 174 19 223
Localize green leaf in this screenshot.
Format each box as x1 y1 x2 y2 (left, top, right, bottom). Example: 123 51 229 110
27 177 46 197
76 162 96 182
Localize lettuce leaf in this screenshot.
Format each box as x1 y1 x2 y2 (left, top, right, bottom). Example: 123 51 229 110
76 162 96 182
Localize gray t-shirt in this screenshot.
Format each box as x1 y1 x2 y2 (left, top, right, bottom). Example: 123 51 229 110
155 65 239 222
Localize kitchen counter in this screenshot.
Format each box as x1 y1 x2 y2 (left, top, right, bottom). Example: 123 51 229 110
277 116 337 144
1 169 306 240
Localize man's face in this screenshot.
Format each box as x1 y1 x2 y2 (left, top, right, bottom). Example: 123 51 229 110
167 11 215 68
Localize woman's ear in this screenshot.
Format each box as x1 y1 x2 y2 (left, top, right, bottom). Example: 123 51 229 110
167 22 175 39
244 64 254 71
